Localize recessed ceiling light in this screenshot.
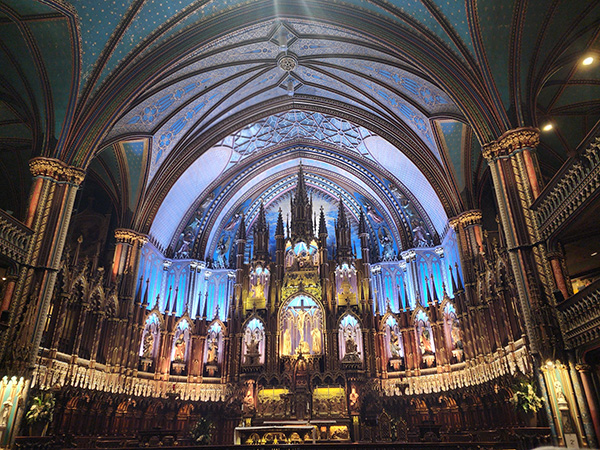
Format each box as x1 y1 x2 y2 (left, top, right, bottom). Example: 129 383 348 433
542 123 553 131
591 252 598 257
582 56 594 66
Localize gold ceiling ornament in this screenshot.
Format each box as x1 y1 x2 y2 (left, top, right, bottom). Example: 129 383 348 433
29 157 86 185
482 127 540 161
449 210 482 229
114 228 149 245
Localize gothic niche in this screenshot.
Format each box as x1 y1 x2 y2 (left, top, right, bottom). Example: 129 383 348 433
285 241 319 271
279 295 323 356
383 314 404 371
139 313 161 372
443 302 464 363
247 264 270 310
171 319 191 374
204 321 224 377
335 263 358 306
415 309 436 368
242 318 265 368
338 314 363 365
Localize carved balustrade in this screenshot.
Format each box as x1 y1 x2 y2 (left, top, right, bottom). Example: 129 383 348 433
557 278 600 350
0 209 32 265
532 137 600 239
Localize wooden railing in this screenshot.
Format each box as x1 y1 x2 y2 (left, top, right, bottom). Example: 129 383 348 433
557 278 600 350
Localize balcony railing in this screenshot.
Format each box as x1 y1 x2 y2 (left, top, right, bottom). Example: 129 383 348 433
532 136 600 240
0 209 32 265
557 278 600 350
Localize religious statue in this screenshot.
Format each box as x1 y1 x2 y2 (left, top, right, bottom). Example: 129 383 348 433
311 327 322 354
142 331 154 358
207 337 218 364
390 330 401 358
450 319 463 349
420 328 434 355
249 280 264 299
215 236 230 269
243 381 255 412
412 219 431 247
175 226 195 258
378 226 395 260
349 387 359 410
282 328 291 355
297 340 310 355
346 334 358 354
342 332 360 362
244 335 261 365
173 334 186 362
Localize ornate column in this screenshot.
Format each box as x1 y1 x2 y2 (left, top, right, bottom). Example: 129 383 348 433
576 364 600 446
112 229 148 370
449 211 486 358
482 128 559 356
0 157 85 374
547 249 572 300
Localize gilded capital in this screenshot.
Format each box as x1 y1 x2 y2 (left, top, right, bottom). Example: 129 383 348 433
483 127 540 161
449 210 482 229
114 228 149 245
29 157 86 185
575 364 591 373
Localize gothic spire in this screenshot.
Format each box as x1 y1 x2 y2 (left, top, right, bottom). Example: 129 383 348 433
253 203 270 261
319 206 328 237
276 208 284 236
290 164 314 240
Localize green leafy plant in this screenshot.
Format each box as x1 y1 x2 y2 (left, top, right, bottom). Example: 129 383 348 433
509 380 543 414
25 392 55 425
189 417 215 445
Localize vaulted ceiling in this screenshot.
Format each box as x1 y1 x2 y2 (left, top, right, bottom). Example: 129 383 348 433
0 0 599 257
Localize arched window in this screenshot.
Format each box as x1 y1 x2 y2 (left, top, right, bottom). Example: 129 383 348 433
279 295 324 356
242 318 265 366
338 314 363 363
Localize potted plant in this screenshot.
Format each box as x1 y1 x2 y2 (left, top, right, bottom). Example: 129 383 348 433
509 380 543 426
25 392 55 436
189 417 215 445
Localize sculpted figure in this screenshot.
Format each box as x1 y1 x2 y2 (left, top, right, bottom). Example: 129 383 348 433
311 327 322 354
282 328 291 355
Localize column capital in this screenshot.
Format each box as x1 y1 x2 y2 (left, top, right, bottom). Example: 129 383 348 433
576 364 591 373
449 210 482 229
114 228 149 245
482 127 540 161
29 157 86 185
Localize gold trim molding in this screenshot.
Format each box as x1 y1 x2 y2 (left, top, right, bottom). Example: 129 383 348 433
449 210 482 229
482 127 540 161
29 157 86 185
115 228 149 245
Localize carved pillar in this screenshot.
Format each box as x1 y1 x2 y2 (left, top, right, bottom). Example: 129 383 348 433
576 364 600 446
0 157 85 374
547 250 572 300
112 229 148 370
482 128 559 357
89 313 106 364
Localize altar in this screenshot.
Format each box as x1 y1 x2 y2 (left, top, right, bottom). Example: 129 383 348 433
234 422 317 445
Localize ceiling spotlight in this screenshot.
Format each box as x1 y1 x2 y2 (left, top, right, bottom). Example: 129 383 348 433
582 56 594 66
591 252 598 257
542 123 553 131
